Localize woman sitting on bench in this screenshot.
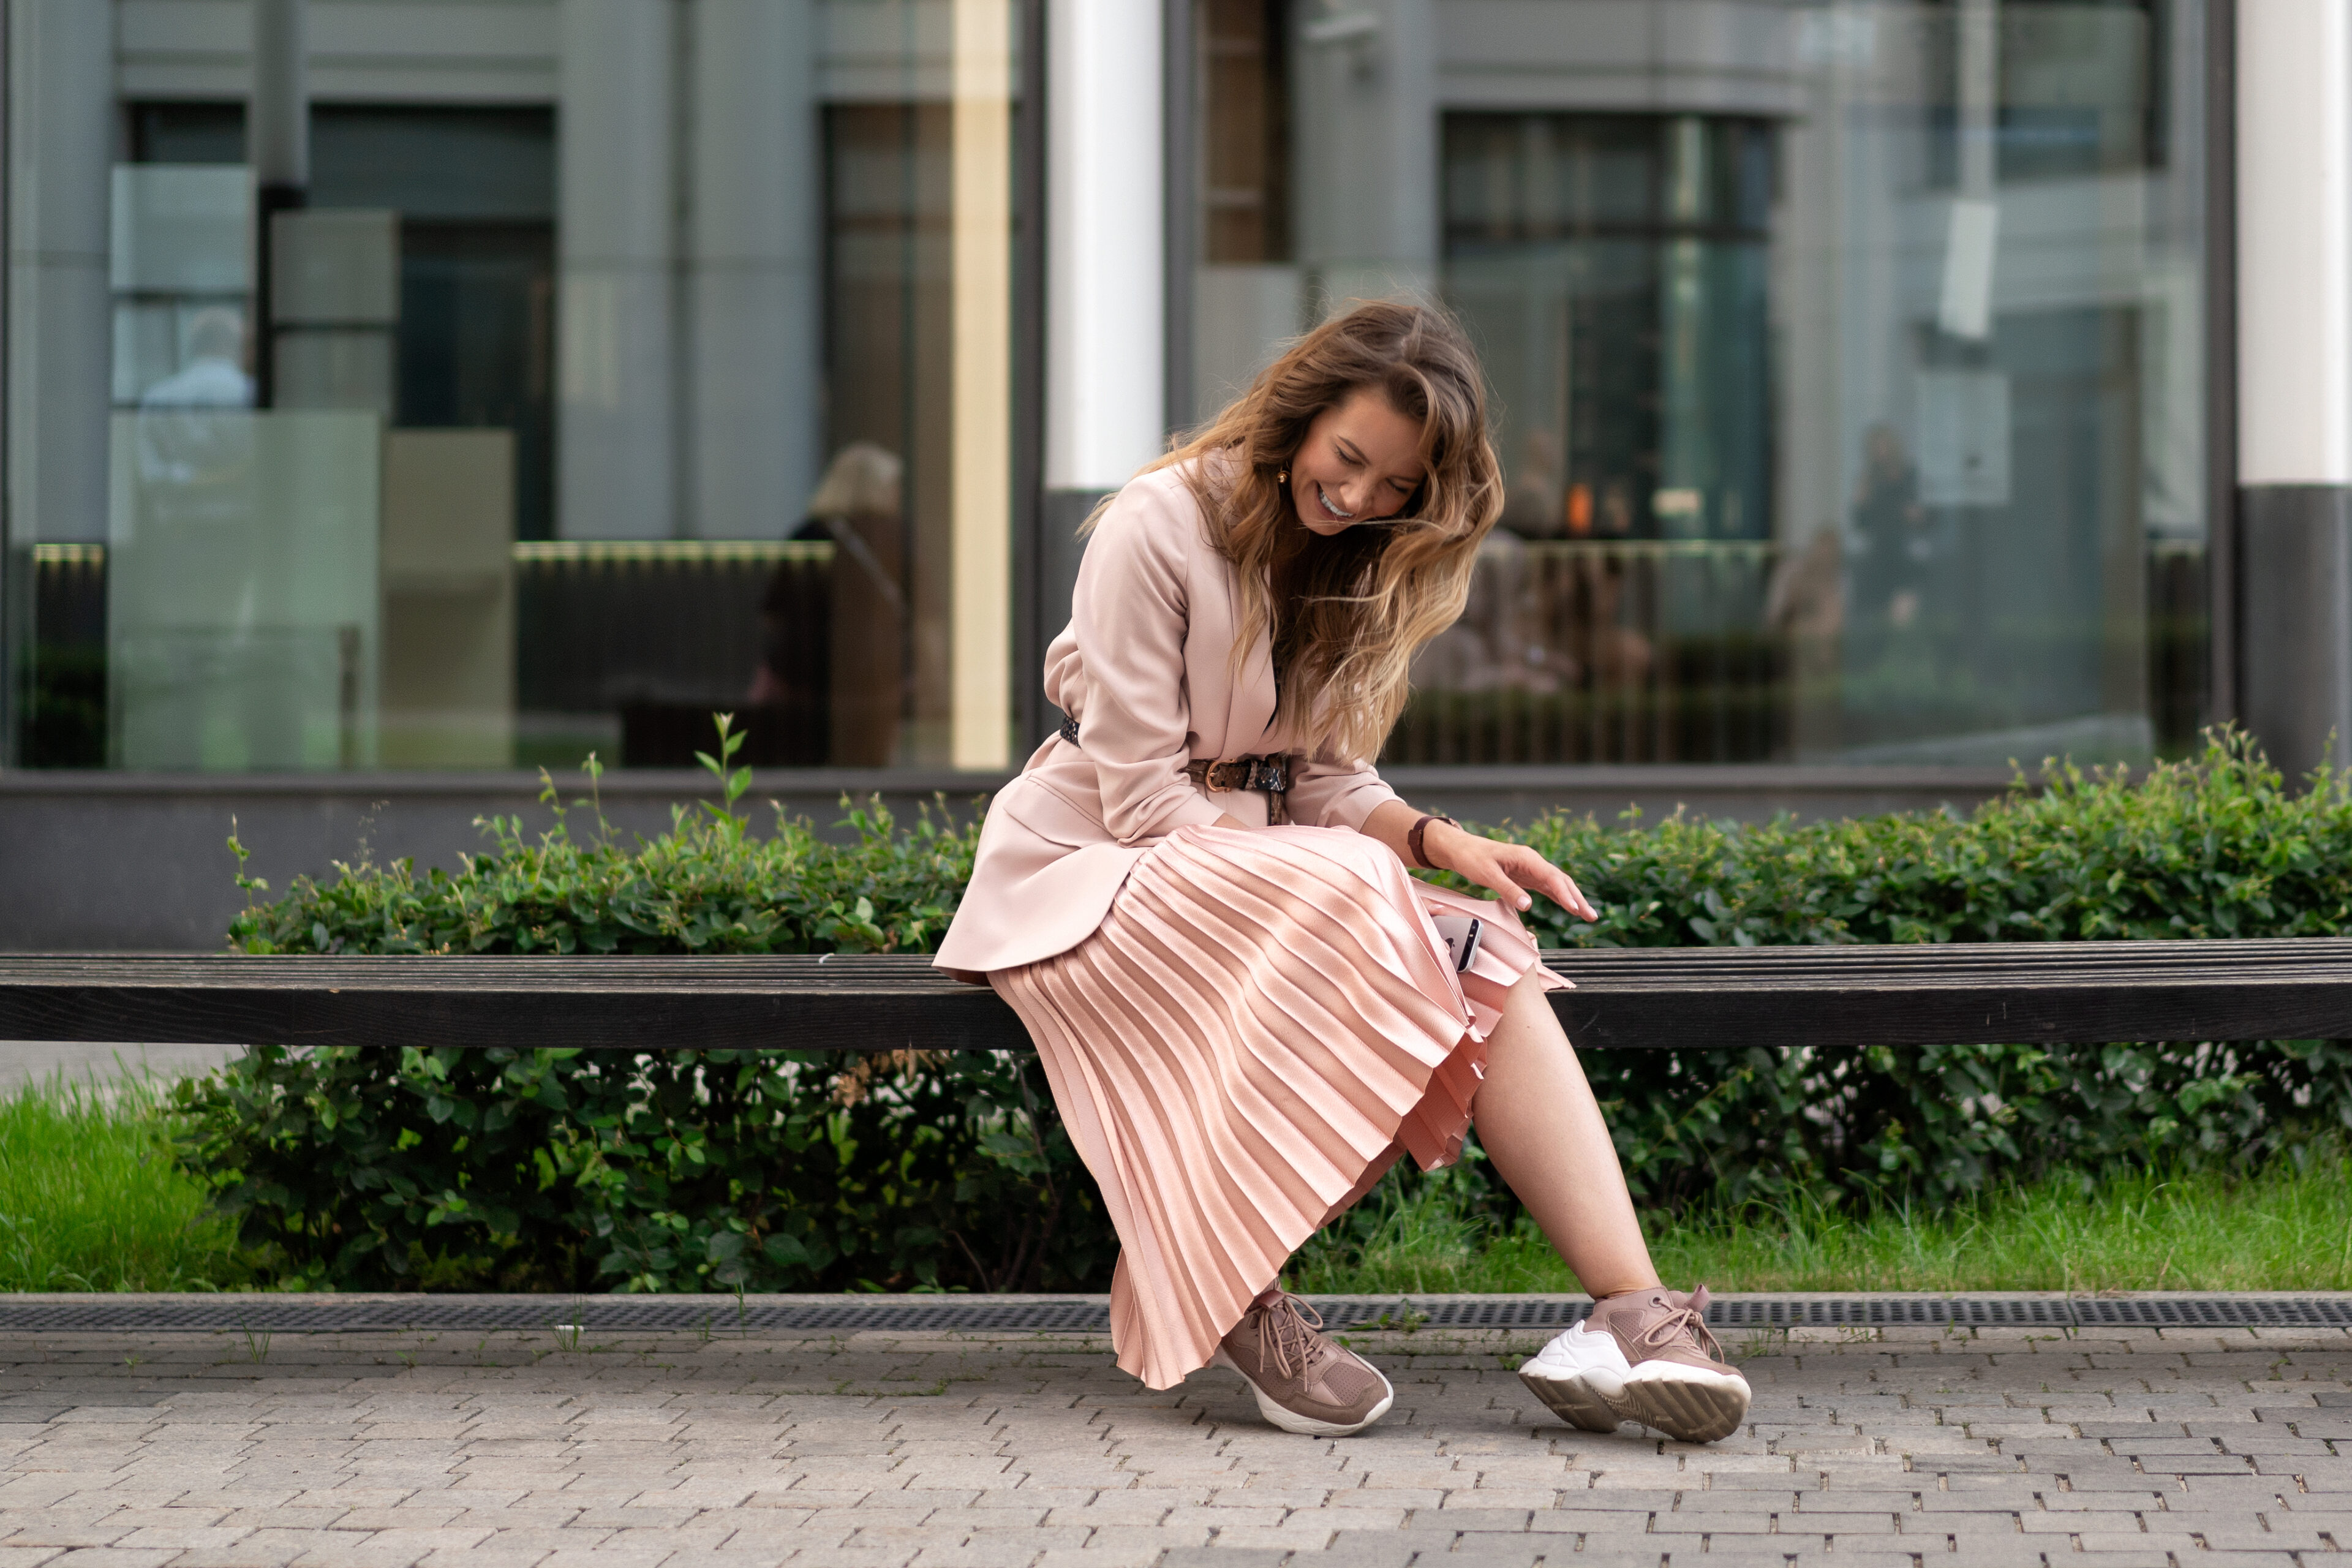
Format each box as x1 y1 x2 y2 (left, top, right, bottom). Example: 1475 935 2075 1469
934 301 1748 1443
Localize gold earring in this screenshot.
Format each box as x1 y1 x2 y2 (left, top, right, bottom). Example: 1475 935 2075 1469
1276 469 1289 484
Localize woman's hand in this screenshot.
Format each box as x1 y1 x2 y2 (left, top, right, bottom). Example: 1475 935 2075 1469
1358 801 1599 921
1425 821 1599 922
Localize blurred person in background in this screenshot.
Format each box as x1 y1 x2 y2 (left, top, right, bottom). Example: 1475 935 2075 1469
134 307 254 496
755 442 906 766
1849 423 1931 636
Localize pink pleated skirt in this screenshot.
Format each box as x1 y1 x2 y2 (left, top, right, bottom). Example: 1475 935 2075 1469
990 822 1566 1390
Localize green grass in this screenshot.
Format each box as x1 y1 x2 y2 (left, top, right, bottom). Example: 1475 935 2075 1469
0 1069 249 1292
1289 1156 2352 1297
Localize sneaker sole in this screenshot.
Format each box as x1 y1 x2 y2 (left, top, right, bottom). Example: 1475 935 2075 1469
1210 1348 1394 1437
1518 1364 1750 1445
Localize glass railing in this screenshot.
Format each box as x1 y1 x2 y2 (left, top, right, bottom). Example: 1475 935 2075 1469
20 535 2209 773
1383 538 2208 768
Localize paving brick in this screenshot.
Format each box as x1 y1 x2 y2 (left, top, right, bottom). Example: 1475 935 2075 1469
1672 1490 1797 1512
1796 1510 1900 1534
1311 1529 1422 1567
0 1521 134 1550
1556 1548 1667 1568
1026 1542 1177 1568
2067 1472 2185 1492
895 1543 1044 1568
1550 1509 1651 1535
109 1526 255 1551
523 1551 698 1568
2201 1526 2331 1550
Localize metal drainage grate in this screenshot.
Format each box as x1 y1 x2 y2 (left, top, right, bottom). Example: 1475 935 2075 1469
1340 1298 1590 1330
0 1298 1115 1335
1706 1298 2075 1329
2071 1297 2352 1329
1 1295 2350 1335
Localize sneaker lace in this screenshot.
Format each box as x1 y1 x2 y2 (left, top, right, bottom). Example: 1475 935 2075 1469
1254 1291 1330 1381
1627 1284 1728 1364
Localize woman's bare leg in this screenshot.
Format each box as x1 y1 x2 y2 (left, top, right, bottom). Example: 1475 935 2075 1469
1472 967 1660 1297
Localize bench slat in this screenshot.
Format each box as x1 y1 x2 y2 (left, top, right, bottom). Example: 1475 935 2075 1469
1 940 2346 1054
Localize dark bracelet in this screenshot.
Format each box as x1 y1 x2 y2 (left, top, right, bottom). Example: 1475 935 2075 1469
1407 812 1457 870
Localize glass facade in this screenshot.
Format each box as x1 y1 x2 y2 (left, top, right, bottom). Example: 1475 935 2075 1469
2 1 2214 779
1190 0 2211 769
5 0 1020 772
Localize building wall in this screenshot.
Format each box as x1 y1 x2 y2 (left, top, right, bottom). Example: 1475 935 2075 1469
0 0 2228 947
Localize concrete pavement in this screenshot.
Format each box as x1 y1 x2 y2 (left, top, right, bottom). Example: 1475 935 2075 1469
1 1315 2346 1566
0 1044 240 1095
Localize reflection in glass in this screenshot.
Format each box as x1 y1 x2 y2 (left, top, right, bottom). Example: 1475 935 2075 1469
1191 0 1298 423
1373 0 2206 766
790 443 907 769
110 409 380 770
1408 113 1779 763
7 7 1020 773
1446 115 1773 548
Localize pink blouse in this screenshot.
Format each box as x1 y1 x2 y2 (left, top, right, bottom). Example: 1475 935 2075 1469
933 462 1401 976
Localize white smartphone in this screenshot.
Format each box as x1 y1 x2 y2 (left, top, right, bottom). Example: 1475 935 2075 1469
1430 914 1484 974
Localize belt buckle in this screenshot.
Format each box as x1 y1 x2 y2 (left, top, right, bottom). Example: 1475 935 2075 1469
1204 758 1245 792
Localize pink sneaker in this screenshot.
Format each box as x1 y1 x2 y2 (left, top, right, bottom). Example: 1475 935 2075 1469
1518 1285 1750 1443
1212 1291 1395 1436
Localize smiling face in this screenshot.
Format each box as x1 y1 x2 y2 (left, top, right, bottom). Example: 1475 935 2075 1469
1286 386 1428 536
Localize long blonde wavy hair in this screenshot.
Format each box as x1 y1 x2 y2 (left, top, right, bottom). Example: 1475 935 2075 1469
1142 300 1503 764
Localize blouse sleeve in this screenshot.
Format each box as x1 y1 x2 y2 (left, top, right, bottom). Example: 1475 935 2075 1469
1286 748 1401 831
1067 479 1229 845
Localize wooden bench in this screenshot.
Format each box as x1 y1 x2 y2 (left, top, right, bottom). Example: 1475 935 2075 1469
3 937 2349 1053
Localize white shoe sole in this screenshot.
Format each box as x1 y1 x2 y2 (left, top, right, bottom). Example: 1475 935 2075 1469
1210 1347 1394 1436
1517 1324 1750 1444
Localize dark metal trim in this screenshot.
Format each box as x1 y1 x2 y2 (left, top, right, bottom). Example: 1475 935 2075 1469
0 767 1019 800
1013 0 1050 750
0 762 2037 801
1378 763 2021 792
2207 0 2239 723
0 0 14 770
2234 484 2352 778
252 183 306 410
0 1292 2345 1336
1163 0 1195 442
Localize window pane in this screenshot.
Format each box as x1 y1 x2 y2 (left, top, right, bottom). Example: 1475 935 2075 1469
1191 0 2206 767
6 1 1022 773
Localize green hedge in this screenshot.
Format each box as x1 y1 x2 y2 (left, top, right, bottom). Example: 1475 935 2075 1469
184 748 1080 1294
176 729 2352 1292
1499 730 2352 1212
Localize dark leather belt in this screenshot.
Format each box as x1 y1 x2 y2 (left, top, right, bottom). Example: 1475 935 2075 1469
1060 714 1291 825
1187 757 1292 825
1186 755 1290 794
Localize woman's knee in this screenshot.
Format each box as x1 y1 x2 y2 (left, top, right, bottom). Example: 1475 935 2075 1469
1498 965 1572 1042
